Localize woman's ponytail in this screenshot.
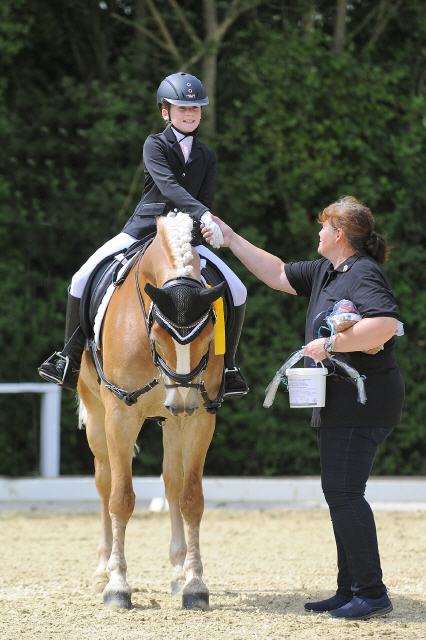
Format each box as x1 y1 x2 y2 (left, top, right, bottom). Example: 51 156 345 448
365 231 388 264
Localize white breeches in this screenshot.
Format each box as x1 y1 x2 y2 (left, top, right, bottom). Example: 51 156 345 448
196 245 247 306
70 233 136 298
70 233 247 306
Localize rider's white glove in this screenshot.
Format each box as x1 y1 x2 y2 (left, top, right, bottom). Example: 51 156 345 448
201 212 224 249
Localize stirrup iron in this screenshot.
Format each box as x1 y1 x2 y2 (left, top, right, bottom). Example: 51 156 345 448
38 352 70 384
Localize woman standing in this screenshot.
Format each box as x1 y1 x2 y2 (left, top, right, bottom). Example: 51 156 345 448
202 196 404 620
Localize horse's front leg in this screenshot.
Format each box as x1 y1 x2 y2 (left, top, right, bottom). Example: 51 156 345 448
162 420 187 594
180 412 215 610
78 376 112 593
102 398 140 609
93 456 112 592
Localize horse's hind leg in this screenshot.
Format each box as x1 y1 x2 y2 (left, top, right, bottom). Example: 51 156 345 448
180 412 215 610
162 421 187 595
79 384 112 593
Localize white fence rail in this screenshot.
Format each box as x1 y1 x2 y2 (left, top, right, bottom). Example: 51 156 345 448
0 477 425 510
1 384 425 510
0 383 61 477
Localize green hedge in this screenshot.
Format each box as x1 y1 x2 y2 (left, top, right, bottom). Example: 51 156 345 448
1 2 425 476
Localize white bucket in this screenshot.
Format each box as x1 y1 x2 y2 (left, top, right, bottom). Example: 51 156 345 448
285 365 328 408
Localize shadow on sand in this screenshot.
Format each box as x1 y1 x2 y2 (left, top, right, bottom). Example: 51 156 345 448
209 589 425 624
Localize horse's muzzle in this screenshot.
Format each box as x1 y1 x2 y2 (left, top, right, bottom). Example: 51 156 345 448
165 404 196 417
164 381 200 417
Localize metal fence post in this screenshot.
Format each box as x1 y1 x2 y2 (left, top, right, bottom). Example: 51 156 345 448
40 385 62 477
0 383 62 477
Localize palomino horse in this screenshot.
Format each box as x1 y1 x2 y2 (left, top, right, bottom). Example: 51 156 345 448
78 212 225 610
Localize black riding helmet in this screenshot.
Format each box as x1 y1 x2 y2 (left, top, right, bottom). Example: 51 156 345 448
157 72 209 109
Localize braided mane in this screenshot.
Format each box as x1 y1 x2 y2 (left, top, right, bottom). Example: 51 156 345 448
160 211 195 277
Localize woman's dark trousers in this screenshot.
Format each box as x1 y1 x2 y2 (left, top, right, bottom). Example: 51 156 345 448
317 426 393 599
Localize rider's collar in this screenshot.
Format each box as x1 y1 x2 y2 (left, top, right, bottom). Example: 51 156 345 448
170 125 198 140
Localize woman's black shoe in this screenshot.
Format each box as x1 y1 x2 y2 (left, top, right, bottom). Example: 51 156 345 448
304 594 352 612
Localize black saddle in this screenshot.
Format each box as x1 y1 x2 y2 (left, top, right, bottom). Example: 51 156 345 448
80 237 153 339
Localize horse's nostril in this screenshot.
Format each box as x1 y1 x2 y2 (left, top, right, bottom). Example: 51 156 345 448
165 405 177 416
166 404 190 417
186 407 195 416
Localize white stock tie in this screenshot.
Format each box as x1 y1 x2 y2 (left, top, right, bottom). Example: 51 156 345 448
180 138 192 163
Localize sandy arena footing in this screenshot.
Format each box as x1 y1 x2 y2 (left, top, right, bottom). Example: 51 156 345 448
0 509 424 640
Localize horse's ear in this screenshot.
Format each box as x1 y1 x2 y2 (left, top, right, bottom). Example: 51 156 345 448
199 281 226 305
144 282 156 299
144 282 169 308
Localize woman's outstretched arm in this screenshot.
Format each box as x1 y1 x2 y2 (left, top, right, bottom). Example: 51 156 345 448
201 214 296 294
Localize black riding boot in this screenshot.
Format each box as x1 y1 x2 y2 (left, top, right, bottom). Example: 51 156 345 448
38 293 86 391
223 302 249 398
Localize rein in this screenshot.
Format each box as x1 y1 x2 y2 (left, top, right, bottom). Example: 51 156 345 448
89 242 160 406
89 342 159 406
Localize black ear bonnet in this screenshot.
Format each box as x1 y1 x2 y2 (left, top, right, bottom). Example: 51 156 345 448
145 278 225 345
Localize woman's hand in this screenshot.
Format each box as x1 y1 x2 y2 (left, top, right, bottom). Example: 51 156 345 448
303 338 328 363
201 214 233 248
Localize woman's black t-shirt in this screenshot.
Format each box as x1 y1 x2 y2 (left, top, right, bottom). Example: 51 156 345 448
284 255 404 428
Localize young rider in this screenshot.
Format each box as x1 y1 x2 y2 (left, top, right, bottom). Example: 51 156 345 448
39 72 248 398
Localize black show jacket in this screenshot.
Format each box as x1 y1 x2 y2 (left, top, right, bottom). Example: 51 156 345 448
122 125 217 240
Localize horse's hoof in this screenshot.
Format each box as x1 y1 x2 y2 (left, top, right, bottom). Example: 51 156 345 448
182 579 209 610
103 590 132 609
182 591 209 610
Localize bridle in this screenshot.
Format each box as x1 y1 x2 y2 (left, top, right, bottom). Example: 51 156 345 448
144 277 212 392
134 254 224 412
